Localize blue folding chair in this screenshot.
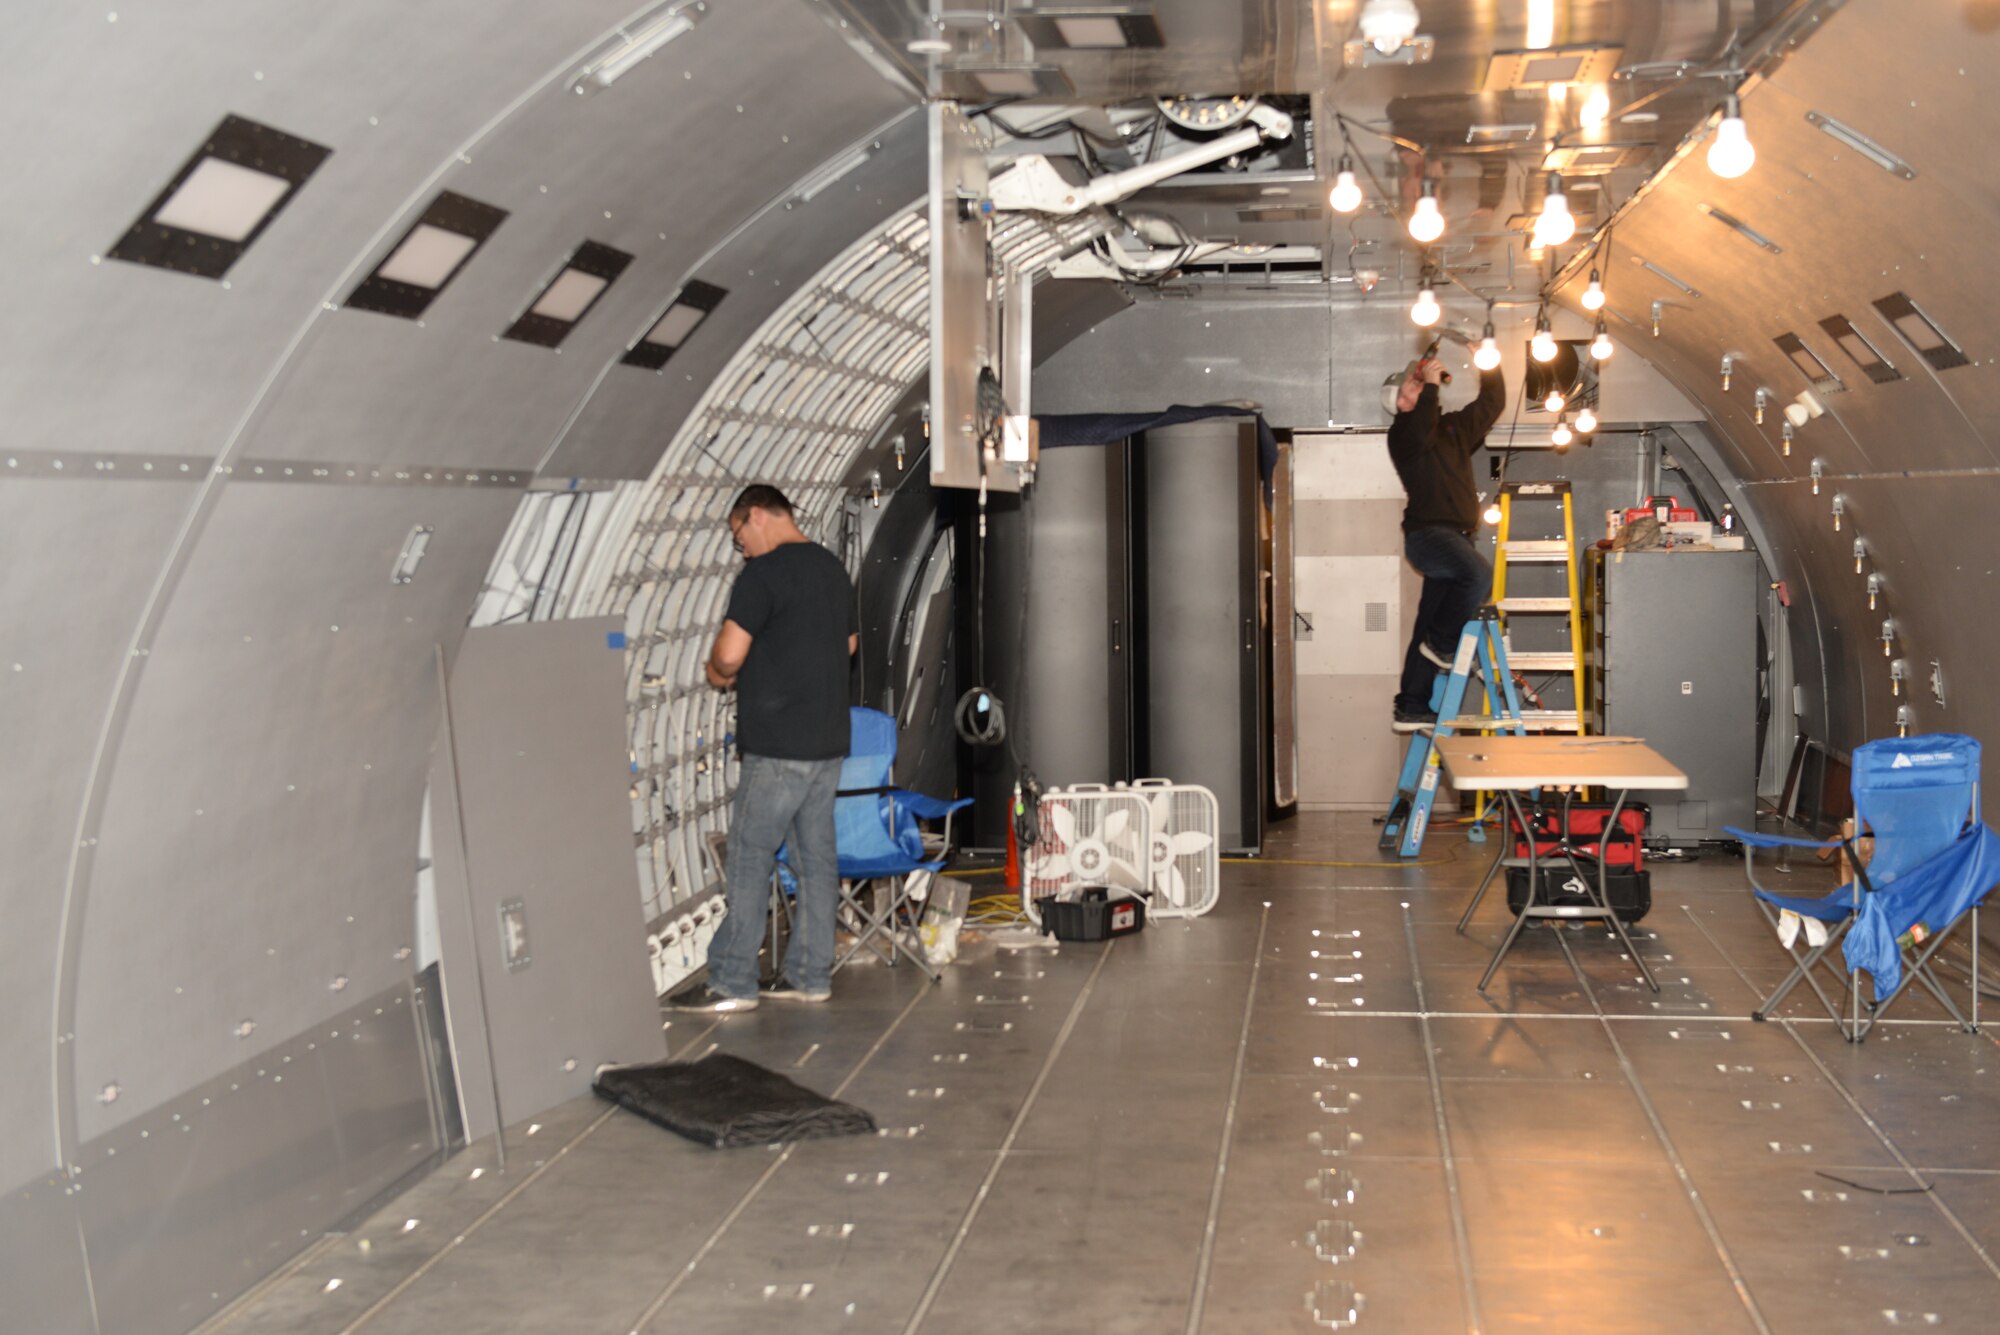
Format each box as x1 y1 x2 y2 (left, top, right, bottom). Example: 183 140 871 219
1727 733 2000 1040
831 707 971 981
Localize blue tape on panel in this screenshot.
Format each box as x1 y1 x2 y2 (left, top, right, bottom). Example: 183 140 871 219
607 632 627 649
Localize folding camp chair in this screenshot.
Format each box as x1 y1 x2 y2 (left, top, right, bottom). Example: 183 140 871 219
1726 733 2000 1040
831 707 971 981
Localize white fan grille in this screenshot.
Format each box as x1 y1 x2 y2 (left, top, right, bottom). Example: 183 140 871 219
1133 779 1222 918
1025 785 1152 925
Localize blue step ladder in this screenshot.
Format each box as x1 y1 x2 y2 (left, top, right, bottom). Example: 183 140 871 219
1379 608 1530 858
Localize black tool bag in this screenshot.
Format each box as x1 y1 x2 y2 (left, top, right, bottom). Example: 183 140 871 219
1505 802 1652 923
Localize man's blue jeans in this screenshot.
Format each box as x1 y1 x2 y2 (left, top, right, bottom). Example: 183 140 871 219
1395 524 1493 715
707 753 843 999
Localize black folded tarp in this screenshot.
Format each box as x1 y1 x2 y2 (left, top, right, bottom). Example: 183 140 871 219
593 1053 877 1148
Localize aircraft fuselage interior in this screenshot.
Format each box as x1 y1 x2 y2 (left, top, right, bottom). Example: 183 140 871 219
11 3 2000 1332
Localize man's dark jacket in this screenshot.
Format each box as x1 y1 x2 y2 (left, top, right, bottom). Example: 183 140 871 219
1386 368 1507 532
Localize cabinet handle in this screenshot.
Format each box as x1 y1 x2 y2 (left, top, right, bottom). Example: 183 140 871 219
1244 617 1253 652
1111 618 1121 654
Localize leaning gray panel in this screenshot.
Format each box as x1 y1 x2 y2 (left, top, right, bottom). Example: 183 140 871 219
436 618 664 1138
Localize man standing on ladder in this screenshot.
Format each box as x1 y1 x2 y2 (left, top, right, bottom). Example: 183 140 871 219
1388 349 1507 733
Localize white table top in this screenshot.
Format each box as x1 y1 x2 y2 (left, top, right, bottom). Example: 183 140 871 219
1432 734 1690 791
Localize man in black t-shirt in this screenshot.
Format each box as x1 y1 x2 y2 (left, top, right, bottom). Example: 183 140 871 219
1386 353 1506 733
671 485 858 1012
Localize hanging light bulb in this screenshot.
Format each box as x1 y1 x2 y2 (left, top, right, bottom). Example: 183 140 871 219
1329 156 1364 214
1544 389 1566 413
1575 406 1599 434
1532 173 1575 248
1581 269 1606 312
1410 282 1441 327
1551 417 1574 451
1474 319 1502 371
1530 311 1558 363
1482 501 1504 526
1708 93 1755 178
1589 320 1614 362
1408 178 1445 243
1360 0 1421 56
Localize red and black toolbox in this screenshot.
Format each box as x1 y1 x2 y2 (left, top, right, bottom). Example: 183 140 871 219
1505 802 1652 923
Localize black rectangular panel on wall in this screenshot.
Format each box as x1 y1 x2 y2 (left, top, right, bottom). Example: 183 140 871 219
1137 421 1267 853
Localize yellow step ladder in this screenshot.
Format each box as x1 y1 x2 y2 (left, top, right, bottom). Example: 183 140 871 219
1490 480 1590 733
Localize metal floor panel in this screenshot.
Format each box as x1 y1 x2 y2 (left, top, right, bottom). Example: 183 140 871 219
208 813 2000 1335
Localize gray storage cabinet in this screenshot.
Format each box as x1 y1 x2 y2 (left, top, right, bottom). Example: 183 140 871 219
1587 548 1758 844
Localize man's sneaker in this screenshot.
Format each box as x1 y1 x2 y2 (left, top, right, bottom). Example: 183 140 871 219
763 979 831 1004
667 984 758 1013
1419 641 1454 670
1392 709 1437 734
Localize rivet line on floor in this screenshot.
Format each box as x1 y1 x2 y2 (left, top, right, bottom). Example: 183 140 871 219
1403 903 1485 1335
1185 902 1270 1335
1556 931 1775 1335
901 941 1118 1335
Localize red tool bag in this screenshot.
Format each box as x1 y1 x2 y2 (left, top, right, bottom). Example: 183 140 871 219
1505 802 1652 923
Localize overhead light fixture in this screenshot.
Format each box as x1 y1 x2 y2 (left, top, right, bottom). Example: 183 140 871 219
1014 9 1166 50
792 145 874 205
1575 406 1598 433
346 191 507 319
1581 269 1605 311
1531 173 1575 248
1531 310 1558 363
1359 0 1421 56
1629 253 1702 298
1820 313 1903 385
1544 390 1565 413
1589 319 1613 361
1410 281 1441 327
1695 202 1782 253
1805 111 1917 180
1483 501 1504 526
574 3 705 93
1720 353 1735 391
1551 417 1574 450
1707 92 1755 178
106 114 331 280
1526 0 1557 50
1775 331 1843 393
1872 291 1969 371
1474 321 1502 371
1328 156 1363 213
502 240 634 349
1485 44 1623 91
1408 178 1444 243
621 279 726 370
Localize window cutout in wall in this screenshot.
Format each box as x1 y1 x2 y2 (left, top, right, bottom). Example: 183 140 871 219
1871 292 1969 371
1819 314 1902 385
502 241 634 348
106 114 331 280
1774 331 1843 393
940 66 1075 101
346 191 508 320
621 280 726 370
1014 10 1164 50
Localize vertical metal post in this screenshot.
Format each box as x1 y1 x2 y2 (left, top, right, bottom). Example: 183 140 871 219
435 645 508 1170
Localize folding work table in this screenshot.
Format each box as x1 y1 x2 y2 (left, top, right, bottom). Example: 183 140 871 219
1436 734 1688 993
